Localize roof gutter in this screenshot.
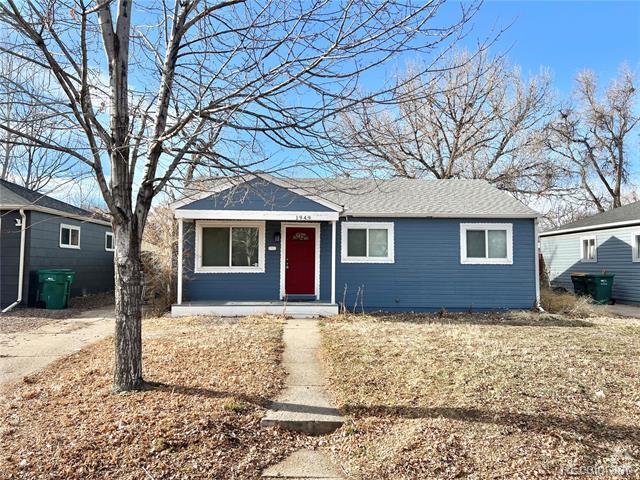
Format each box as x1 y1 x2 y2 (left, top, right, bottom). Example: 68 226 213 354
539 218 640 237
2 209 27 313
0 204 111 226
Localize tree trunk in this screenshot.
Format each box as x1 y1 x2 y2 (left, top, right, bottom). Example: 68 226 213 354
112 221 144 391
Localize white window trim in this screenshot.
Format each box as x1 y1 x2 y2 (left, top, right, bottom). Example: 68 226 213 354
105 232 115 252
580 235 597 263
194 220 265 273
279 222 321 299
59 223 81 249
632 231 640 262
460 223 513 265
340 222 395 264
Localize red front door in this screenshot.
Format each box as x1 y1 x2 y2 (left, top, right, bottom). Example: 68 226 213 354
284 227 316 296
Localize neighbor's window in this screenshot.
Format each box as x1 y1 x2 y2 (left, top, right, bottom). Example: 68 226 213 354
341 222 394 263
460 223 513 264
195 221 265 273
105 232 115 252
633 233 640 262
59 224 81 249
580 236 597 262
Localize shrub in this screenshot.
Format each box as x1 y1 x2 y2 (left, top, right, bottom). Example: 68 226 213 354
540 287 597 317
141 204 177 315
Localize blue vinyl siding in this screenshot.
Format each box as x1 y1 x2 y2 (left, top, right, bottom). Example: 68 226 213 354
26 211 114 302
336 217 536 311
182 220 334 302
0 210 23 308
178 178 333 212
181 217 537 311
540 226 640 304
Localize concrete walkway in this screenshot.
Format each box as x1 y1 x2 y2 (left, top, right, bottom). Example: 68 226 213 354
602 303 640 318
261 318 343 434
262 449 342 479
0 307 114 388
261 319 343 479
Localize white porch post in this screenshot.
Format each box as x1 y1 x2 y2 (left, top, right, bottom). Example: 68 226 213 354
177 219 183 305
331 220 336 304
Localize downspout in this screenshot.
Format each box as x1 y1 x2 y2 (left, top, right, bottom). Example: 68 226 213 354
2 209 26 313
534 217 544 312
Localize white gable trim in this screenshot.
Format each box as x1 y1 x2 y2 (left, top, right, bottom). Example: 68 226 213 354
174 209 339 221
539 219 640 237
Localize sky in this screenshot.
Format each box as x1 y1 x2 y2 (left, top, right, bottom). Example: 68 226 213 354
39 0 640 204
459 0 640 94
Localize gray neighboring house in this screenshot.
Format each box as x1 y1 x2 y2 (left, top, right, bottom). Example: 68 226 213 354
539 201 640 304
0 179 115 310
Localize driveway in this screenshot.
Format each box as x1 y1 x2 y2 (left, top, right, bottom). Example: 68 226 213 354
0 307 114 389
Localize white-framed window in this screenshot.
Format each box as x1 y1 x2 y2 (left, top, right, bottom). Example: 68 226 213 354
460 223 513 265
194 221 265 273
341 222 394 263
632 231 640 262
580 235 597 262
105 232 115 252
59 224 81 249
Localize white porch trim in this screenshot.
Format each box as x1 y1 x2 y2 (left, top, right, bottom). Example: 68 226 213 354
279 222 321 300
331 220 336 304
171 301 338 318
177 219 183 305
174 209 339 221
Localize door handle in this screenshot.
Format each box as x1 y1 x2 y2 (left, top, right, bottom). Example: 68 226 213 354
286 259 289 269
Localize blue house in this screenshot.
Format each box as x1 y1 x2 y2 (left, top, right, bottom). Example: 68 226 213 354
0 179 114 311
171 175 540 317
540 201 640 304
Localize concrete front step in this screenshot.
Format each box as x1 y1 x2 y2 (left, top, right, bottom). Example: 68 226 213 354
260 386 343 435
261 449 343 479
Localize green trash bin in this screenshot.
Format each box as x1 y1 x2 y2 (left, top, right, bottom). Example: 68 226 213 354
570 273 589 296
36 269 75 309
585 273 615 305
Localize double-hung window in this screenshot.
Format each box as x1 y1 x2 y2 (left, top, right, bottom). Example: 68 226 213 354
633 232 640 262
341 222 394 263
580 236 597 262
105 232 115 252
460 223 513 264
59 224 81 249
195 221 265 273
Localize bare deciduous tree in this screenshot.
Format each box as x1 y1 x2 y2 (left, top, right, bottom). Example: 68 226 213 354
0 0 476 390
332 49 559 198
546 66 638 212
0 55 82 190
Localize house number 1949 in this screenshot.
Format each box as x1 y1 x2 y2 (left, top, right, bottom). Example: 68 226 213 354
295 215 312 220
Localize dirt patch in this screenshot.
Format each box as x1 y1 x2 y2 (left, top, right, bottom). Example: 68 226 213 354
0 292 114 334
320 312 640 479
0 315 315 479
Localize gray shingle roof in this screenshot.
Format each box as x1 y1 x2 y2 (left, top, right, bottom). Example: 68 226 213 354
0 179 97 218
541 200 640 235
187 176 538 218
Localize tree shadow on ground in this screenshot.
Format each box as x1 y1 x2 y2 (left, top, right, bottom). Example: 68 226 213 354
366 312 595 328
343 404 639 443
143 381 271 408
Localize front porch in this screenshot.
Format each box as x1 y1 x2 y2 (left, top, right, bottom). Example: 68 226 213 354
171 300 339 318
172 179 343 318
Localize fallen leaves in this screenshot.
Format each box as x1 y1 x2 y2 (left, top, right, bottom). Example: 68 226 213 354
320 312 640 479
0 315 314 479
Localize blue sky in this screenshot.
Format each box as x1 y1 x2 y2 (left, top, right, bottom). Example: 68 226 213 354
460 0 640 94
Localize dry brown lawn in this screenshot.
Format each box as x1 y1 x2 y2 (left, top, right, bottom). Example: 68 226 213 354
320 312 640 479
0 316 312 479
